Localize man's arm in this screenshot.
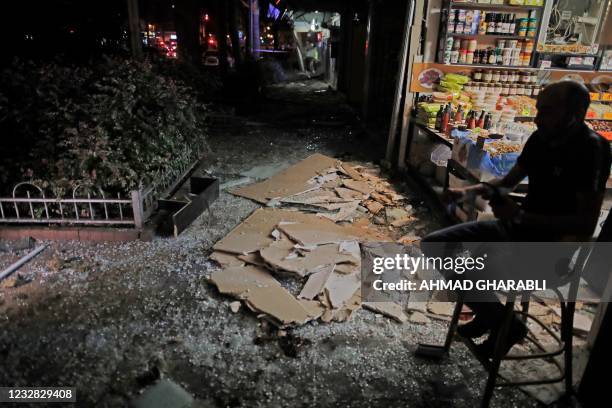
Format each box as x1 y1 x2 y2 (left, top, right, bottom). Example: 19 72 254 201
448 163 527 196
492 190 604 238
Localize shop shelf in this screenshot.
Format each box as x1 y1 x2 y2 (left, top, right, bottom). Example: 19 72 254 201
445 63 536 70
450 2 543 11
450 33 530 40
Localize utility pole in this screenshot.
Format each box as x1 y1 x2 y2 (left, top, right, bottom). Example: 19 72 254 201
249 0 260 58
228 0 243 66
127 0 142 59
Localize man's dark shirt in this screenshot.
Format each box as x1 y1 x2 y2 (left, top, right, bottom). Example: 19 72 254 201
517 122 611 221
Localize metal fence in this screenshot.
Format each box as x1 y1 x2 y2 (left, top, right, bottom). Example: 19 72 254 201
0 148 203 229
0 182 143 228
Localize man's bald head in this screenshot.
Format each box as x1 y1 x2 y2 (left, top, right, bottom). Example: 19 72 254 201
539 80 591 121
535 81 591 135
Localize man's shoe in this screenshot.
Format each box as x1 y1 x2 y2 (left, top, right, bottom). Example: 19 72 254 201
476 317 528 359
457 317 491 338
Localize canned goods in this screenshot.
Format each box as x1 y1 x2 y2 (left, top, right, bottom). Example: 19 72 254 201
528 18 537 29
526 28 536 38
518 27 527 37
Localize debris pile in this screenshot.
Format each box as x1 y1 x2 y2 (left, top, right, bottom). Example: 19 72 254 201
208 153 418 327
230 153 414 231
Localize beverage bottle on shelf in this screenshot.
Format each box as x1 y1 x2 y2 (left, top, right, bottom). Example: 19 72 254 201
478 12 487 35
454 105 464 123
494 13 502 34
441 103 451 133
477 110 486 128
487 13 496 34
484 112 493 130
502 14 511 34
487 48 497 64
467 111 476 129
509 14 516 35
435 106 444 130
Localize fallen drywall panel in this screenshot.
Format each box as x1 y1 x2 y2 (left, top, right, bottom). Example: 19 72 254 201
238 252 267 267
299 266 334 300
364 200 384 215
342 179 375 195
363 302 408 323
210 251 245 268
340 163 365 182
231 153 338 204
245 285 312 326
260 239 358 278
320 290 362 322
334 187 365 201
299 299 326 319
278 222 360 246
324 271 361 309
213 208 329 255
210 265 312 326
209 265 280 296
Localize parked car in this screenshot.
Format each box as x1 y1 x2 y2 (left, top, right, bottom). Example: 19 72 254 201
203 50 220 67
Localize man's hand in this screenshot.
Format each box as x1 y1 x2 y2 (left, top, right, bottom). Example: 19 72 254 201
446 183 488 202
491 194 520 221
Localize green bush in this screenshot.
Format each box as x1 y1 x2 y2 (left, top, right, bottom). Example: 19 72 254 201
0 57 209 197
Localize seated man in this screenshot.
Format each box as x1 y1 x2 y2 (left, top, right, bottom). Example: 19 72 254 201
422 81 611 356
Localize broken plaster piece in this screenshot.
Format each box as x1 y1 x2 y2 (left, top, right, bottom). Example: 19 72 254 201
210 266 312 326
299 265 334 300
362 302 408 323
343 179 375 195
231 153 339 204
260 238 358 278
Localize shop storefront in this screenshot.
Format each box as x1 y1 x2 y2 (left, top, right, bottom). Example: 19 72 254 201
400 0 612 224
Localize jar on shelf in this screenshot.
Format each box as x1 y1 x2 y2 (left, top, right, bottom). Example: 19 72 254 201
509 71 518 83
453 37 461 50
520 71 530 83
483 69 493 82
473 69 483 81
493 83 502 94
509 84 517 95
450 50 459 64
492 70 501 82
532 86 540 96
459 49 468 64
500 70 508 83
468 39 478 52
522 53 531 66
524 86 533 97
502 83 510 95
516 84 525 95
466 51 475 64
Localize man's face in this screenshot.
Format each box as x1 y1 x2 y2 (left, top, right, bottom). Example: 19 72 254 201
535 90 573 137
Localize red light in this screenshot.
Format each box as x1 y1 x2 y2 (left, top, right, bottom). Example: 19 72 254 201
204 14 209 21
